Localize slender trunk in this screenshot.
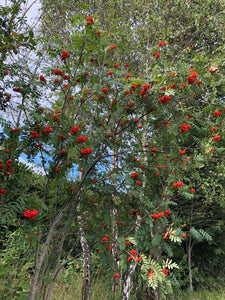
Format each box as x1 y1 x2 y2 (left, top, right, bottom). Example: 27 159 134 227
45 241 66 300
36 251 53 299
187 238 193 292
78 169 91 300
121 216 141 300
122 263 137 300
187 198 194 292
111 207 120 295
111 209 120 270
80 224 91 300
111 146 120 296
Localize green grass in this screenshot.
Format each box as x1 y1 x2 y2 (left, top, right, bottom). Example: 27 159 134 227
167 288 225 300
51 274 112 300
51 274 225 300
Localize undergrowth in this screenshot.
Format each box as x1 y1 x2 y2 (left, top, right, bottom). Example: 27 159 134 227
51 273 225 300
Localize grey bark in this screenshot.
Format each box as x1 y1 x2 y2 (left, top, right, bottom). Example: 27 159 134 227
79 223 91 300
187 238 194 292
187 199 194 292
111 147 121 296
78 169 91 300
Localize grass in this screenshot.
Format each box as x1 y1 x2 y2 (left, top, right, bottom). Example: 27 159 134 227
167 288 225 300
51 273 225 300
51 274 112 300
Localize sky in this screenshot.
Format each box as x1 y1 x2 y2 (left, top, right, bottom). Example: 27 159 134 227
1 0 42 24
20 0 42 27
1 1 45 174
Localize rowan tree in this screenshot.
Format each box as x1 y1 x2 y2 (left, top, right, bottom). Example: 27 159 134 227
0 1 224 300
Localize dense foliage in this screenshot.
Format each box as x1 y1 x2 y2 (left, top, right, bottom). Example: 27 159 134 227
0 1 224 299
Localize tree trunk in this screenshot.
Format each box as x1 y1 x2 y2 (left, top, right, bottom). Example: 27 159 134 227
122 263 137 300
187 238 193 292
36 251 53 299
187 198 194 292
28 205 69 300
111 147 120 296
80 225 91 300
78 169 91 300
121 214 142 300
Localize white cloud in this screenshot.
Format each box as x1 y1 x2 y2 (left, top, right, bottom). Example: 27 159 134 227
19 157 45 175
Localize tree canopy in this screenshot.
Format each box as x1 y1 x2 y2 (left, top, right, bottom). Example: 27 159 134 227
0 1 224 299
